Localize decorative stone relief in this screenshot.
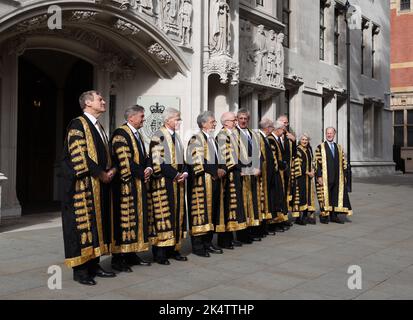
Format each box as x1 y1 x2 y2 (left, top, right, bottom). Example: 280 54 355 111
119 0 154 14
15 14 48 32
178 0 193 47
209 0 231 56
148 42 173 64
204 54 239 85
114 19 141 35
69 11 98 22
240 20 285 90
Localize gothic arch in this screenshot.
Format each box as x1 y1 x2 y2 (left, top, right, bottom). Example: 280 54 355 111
0 0 190 78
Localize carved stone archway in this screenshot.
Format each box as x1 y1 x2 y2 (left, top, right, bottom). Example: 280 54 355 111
0 0 191 219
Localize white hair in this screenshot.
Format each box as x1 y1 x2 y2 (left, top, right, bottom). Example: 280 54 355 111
273 120 285 131
259 118 274 130
163 107 180 123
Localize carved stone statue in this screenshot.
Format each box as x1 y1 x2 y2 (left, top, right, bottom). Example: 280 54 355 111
266 29 277 85
254 24 267 81
163 0 178 23
209 0 231 55
275 32 285 87
179 0 193 46
120 0 153 13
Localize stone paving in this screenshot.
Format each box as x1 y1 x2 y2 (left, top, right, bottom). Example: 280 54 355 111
0 174 413 300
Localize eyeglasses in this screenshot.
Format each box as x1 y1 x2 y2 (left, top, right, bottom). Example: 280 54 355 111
225 119 237 122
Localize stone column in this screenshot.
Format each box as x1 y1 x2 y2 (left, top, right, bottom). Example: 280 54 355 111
0 173 8 224
0 51 21 219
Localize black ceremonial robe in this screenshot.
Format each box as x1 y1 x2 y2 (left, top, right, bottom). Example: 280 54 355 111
61 115 112 268
111 124 150 254
148 126 187 251
315 142 352 217
291 145 316 217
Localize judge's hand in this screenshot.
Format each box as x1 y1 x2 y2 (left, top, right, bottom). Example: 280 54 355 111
307 171 315 178
217 169 226 179
253 168 261 177
144 167 153 183
286 131 296 142
177 172 187 184
317 177 323 186
99 171 112 184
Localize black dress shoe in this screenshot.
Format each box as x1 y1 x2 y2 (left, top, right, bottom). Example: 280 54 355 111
295 218 307 226
92 266 116 278
126 254 152 266
343 216 352 223
111 259 133 273
206 245 223 254
306 217 317 225
320 216 329 224
73 274 97 286
232 240 243 247
275 225 286 232
330 216 344 224
251 237 262 242
156 259 171 265
193 251 210 257
267 231 276 235
173 254 188 261
284 221 293 227
240 239 253 244
222 245 234 250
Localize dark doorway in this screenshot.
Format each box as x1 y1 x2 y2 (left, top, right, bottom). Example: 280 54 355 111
17 50 93 214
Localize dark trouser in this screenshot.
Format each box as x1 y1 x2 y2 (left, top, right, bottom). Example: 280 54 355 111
236 228 253 242
152 245 174 261
217 232 233 247
73 257 99 277
191 232 213 254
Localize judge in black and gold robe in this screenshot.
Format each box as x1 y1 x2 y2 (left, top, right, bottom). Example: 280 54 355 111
110 105 152 272
148 108 188 265
187 111 226 257
267 122 289 232
277 115 297 217
216 112 247 249
291 134 316 225
258 118 278 236
315 127 352 224
61 90 116 285
235 109 263 243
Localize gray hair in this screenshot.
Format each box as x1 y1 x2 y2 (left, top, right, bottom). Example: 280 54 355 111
277 114 288 122
298 133 311 141
124 105 145 121
220 111 236 125
274 120 285 131
259 118 274 130
79 90 99 110
163 107 180 123
197 111 215 129
325 127 337 133
237 108 250 117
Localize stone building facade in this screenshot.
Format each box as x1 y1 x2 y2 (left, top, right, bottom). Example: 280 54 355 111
390 0 413 172
0 0 393 220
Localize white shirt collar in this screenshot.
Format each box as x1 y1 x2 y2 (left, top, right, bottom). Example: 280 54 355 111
259 130 267 137
165 126 175 136
202 130 214 139
127 122 138 134
84 112 98 125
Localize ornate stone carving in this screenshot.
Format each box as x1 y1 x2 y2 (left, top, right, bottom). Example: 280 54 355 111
204 55 239 85
69 11 98 22
114 19 141 35
240 21 285 90
160 0 180 38
15 14 48 32
148 43 173 64
178 0 193 47
209 0 231 56
119 0 154 14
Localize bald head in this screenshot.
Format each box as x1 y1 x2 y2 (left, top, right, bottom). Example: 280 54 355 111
221 111 237 129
